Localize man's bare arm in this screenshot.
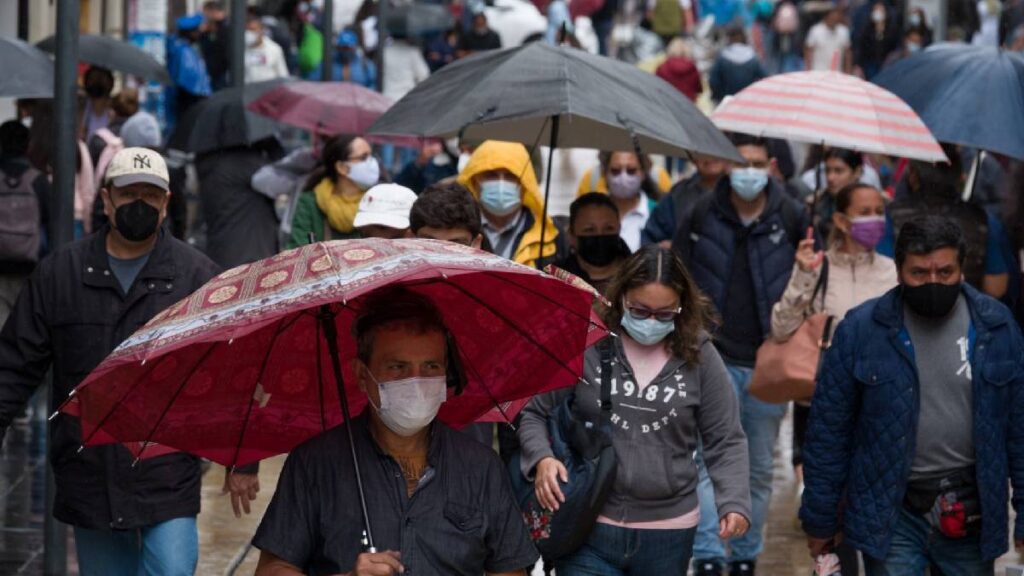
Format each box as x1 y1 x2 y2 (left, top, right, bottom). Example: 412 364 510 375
255 551 304 576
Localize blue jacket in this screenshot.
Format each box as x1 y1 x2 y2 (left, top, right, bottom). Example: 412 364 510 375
166 36 212 97
672 178 807 337
800 284 1024 561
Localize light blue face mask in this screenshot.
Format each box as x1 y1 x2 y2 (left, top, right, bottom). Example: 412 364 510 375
730 167 769 201
479 179 522 217
620 310 676 346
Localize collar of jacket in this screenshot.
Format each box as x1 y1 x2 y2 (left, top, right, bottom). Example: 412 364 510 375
82 227 178 289
711 176 787 228
608 330 710 378
871 282 1009 332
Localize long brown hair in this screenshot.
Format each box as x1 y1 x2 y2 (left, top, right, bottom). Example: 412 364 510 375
602 246 716 365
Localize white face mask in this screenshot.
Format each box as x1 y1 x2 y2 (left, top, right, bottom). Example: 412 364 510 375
457 152 472 174
244 30 260 47
367 372 447 437
347 157 380 191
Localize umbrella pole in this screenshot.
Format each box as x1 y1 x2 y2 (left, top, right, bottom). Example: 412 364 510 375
319 305 377 553
537 115 560 270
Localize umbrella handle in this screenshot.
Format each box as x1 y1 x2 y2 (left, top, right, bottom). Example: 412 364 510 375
319 305 376 552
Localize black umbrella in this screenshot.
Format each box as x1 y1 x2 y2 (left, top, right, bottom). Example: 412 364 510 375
167 79 290 155
385 3 455 37
38 34 172 85
369 42 741 267
0 37 54 98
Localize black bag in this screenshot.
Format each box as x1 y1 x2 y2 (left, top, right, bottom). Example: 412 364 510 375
508 339 617 563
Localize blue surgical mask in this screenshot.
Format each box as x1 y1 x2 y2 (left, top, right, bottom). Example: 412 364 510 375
730 167 769 201
479 179 522 217
347 157 380 191
620 310 676 346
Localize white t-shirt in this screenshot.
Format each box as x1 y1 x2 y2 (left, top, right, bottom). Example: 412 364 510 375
245 37 290 84
382 41 431 101
805 22 851 71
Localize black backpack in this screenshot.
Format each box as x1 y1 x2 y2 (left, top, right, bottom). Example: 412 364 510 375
0 166 41 264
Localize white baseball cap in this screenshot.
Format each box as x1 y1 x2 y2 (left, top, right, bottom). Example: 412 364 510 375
353 184 418 230
104 147 170 192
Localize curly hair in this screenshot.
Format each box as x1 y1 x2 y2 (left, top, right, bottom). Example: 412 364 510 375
601 245 716 365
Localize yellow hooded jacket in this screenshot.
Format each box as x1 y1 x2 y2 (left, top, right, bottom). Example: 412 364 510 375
458 141 559 268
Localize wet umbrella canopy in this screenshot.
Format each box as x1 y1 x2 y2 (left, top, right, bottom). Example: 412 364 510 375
873 43 1024 161
369 42 742 162
167 79 290 154
385 3 455 37
38 34 172 85
0 37 54 98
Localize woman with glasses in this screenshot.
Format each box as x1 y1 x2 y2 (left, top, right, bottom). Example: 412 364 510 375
518 246 752 575
286 135 382 249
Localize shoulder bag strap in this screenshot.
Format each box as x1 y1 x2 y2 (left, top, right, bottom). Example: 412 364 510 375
809 256 830 313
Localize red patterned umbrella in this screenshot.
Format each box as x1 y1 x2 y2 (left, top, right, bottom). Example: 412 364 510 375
61 239 606 468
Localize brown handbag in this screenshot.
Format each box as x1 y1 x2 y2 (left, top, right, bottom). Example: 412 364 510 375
749 259 835 404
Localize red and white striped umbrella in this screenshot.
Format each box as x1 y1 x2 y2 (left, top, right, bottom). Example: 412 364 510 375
711 71 947 162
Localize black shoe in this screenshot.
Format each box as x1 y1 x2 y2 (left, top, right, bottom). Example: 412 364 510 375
694 560 723 576
729 560 756 576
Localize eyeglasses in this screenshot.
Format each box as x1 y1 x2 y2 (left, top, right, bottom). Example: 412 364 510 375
608 167 639 176
624 301 682 322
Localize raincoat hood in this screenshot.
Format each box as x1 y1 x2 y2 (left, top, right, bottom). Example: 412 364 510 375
458 140 559 268
721 44 757 65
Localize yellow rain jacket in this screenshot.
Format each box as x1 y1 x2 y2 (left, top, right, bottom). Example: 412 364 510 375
458 141 560 269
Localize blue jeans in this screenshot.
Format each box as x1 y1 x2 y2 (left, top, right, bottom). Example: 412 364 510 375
74 516 198 576
693 364 786 563
862 508 992 576
557 522 697 575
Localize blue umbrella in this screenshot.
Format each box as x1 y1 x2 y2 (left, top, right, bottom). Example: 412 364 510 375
873 43 1024 160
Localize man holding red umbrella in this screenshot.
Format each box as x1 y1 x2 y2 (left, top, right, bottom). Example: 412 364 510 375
253 289 539 576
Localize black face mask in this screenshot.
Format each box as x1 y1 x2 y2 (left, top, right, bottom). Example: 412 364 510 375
902 282 961 318
114 200 160 242
576 234 621 267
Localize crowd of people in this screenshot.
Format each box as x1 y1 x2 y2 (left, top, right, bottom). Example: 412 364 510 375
0 0 1023 575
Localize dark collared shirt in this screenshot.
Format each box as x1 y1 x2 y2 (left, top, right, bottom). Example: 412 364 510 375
253 414 539 575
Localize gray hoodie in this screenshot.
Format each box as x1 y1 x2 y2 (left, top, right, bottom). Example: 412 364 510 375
517 335 751 524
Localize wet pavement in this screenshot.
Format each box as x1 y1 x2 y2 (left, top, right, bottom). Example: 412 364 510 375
2 407 1022 575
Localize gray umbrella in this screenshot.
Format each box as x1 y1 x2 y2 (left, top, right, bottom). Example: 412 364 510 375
369 42 740 267
38 34 171 85
0 37 54 98
167 79 289 155
369 42 741 162
385 3 456 37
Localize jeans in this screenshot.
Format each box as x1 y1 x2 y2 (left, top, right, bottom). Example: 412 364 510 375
693 364 786 563
74 516 198 576
557 522 697 575
862 508 993 576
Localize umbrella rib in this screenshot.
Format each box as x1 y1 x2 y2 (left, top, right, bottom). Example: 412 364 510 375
315 314 327 432
132 343 221 463
440 279 585 382
459 347 516 428
485 272 602 328
74 352 171 449
228 315 296 469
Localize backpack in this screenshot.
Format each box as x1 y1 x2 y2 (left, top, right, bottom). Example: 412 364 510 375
93 128 125 194
0 165 42 264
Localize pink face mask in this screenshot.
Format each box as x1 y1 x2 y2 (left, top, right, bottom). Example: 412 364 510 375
608 171 643 199
849 215 886 250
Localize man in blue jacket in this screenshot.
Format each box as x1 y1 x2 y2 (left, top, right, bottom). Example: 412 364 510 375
673 133 808 576
801 215 1024 574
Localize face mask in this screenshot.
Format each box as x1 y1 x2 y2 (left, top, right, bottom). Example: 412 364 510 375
114 199 161 242
479 179 522 217
848 215 886 250
909 13 922 27
368 373 447 437
577 234 621 267
244 30 260 47
902 282 961 318
607 171 643 199
346 157 380 191
20 116 32 129
457 152 471 173
620 308 676 346
730 167 769 201
872 9 886 23
907 41 921 53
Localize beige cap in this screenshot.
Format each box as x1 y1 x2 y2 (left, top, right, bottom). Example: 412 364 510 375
353 184 418 230
104 147 170 192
